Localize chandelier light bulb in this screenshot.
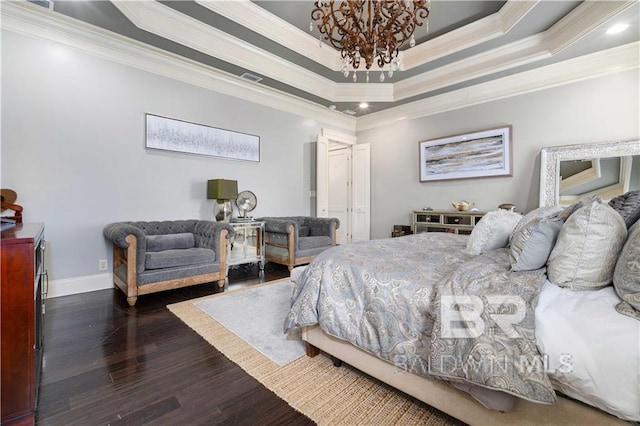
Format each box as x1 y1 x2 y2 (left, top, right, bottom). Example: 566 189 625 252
379 72 385 82
353 72 357 83
410 34 416 48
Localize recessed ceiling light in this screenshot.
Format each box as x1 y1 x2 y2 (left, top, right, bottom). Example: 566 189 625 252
342 109 357 116
328 104 336 110
606 23 629 35
359 102 369 109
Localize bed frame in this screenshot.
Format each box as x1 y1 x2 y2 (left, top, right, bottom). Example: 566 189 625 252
302 325 629 426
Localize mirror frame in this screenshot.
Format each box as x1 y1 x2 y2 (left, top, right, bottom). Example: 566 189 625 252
539 138 640 207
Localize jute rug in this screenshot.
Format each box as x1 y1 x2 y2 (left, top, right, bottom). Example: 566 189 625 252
167 279 457 425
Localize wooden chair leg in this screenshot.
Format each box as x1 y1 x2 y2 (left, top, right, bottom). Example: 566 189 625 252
305 342 320 357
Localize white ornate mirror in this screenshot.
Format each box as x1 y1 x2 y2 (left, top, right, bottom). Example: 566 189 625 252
539 139 640 207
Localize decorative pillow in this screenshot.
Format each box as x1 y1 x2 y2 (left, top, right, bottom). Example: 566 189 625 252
609 190 640 229
510 205 563 243
547 200 627 290
298 225 310 237
146 233 195 252
463 210 523 255
510 216 564 272
613 222 640 320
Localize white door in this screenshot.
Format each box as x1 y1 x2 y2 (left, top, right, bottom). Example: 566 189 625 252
329 148 351 244
351 143 371 242
316 135 329 218
316 134 370 243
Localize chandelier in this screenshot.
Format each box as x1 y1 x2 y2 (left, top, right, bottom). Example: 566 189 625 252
311 0 430 83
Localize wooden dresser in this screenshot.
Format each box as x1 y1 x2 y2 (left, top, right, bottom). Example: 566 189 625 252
1 223 46 426
412 210 485 235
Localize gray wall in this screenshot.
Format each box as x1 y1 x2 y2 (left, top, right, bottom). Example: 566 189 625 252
3 30 638 278
1 30 328 280
357 69 640 239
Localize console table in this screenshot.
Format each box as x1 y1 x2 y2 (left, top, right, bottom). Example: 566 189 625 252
412 210 485 235
1 223 46 426
228 220 265 272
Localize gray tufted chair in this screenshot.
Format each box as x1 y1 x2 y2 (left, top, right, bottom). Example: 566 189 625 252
103 220 234 306
257 216 339 271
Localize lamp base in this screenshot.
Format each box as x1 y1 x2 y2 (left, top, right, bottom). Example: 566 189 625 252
214 200 233 222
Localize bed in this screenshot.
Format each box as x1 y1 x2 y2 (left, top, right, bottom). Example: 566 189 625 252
284 189 640 425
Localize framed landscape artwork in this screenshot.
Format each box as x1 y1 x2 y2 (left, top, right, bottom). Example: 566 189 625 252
419 126 512 182
145 113 260 162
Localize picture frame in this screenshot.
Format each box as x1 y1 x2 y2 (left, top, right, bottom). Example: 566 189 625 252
419 126 512 182
145 113 260 162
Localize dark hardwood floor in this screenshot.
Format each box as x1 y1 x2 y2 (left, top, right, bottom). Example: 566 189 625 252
36 263 315 426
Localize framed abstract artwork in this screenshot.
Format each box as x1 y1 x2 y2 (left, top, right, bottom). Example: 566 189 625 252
145 113 260 162
419 126 512 182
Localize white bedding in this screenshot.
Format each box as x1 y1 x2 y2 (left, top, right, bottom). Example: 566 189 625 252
535 280 640 421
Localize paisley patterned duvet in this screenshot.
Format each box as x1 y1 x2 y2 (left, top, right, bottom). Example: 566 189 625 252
284 232 556 404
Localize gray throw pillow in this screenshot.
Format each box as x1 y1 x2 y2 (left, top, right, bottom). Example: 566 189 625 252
298 225 310 237
146 233 195 252
547 199 627 290
510 216 564 272
509 205 563 243
613 222 640 321
609 190 640 229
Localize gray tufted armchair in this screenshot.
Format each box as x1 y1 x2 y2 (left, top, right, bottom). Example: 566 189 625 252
103 220 234 306
257 216 339 271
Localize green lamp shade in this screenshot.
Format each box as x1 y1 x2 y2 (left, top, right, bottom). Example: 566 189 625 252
207 179 238 200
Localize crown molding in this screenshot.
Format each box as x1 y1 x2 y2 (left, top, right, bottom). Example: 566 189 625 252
401 0 537 70
2 1 636 137
356 42 640 133
545 0 634 54
395 34 546 100
111 0 338 101
332 83 394 103
0 1 356 133
393 0 636 102
195 0 341 70
108 0 635 104
199 0 536 74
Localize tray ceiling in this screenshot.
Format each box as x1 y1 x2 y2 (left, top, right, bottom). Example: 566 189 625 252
33 1 640 117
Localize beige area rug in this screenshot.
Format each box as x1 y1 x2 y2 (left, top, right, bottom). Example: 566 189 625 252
167 279 457 426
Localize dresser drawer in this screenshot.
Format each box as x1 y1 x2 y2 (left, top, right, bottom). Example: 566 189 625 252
415 213 442 224
444 215 472 226
412 210 485 235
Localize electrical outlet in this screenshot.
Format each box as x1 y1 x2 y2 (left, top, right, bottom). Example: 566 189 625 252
99 259 108 271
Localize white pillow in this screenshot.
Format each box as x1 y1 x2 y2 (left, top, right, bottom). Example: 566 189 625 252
547 199 627 290
463 209 523 255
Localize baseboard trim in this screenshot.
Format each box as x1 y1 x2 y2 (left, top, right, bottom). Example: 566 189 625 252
47 273 113 298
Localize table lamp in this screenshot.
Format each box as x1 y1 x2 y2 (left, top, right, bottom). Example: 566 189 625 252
207 179 238 222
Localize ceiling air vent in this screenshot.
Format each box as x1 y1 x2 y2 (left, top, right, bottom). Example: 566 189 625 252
342 109 357 116
27 0 54 9
240 72 263 83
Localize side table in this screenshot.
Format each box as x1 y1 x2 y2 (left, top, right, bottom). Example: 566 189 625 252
228 220 265 273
